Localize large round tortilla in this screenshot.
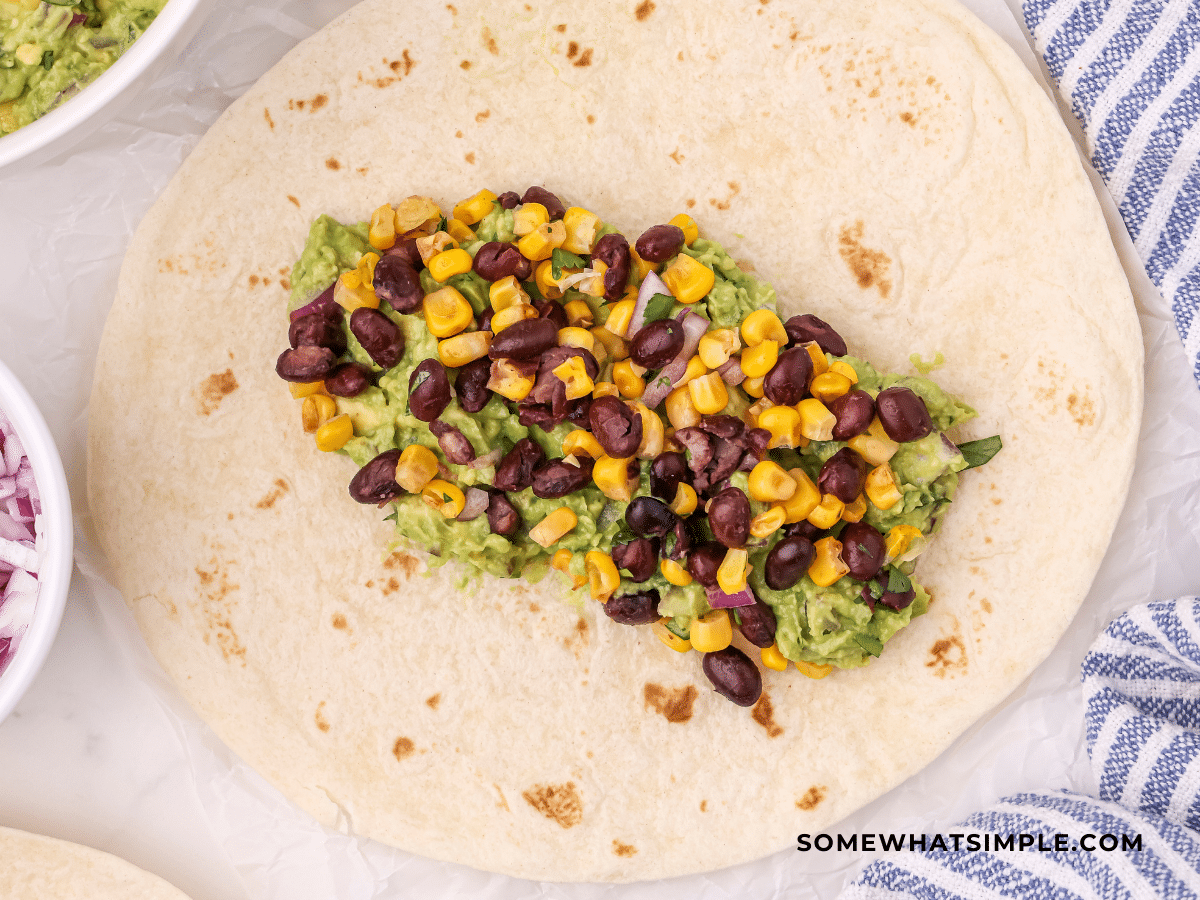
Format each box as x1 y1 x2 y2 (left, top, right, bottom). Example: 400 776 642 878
0 827 191 899
87 0 1142 882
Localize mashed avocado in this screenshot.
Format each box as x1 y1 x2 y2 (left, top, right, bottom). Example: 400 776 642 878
0 0 166 136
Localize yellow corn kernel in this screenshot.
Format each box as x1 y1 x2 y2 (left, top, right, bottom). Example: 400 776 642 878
750 505 787 539
422 286 474 337
761 643 789 672
550 548 587 588
748 460 797 503
491 303 539 333
810 371 853 403
517 220 566 261
577 260 607 297
688 371 728 415
512 201 548 236
394 444 440 493
593 455 637 501
865 463 903 510
557 326 595 353
443 216 474 242
422 479 466 518
808 536 848 587
487 358 537 401
553 356 594 401
669 212 699 246
438 330 492 367
848 424 899 466
778 469 821 523
452 188 497 225
334 269 378 311
603 299 637 338
534 259 567 300
675 354 709 389
716 548 750 595
697 328 740 369
530 506 579 548
661 558 694 588
564 299 594 328
660 254 715 304
690 609 732 653
742 375 765 399
842 494 867 523
356 251 380 288
428 247 474 283
829 360 859 383
795 659 834 679
797 398 836 441
740 309 787 346
393 196 441 236
489 275 529 312
629 247 657 281
886 524 923 560
314 414 354 451
744 397 773 428
592 381 620 399
653 619 692 653
561 206 601 254
563 429 605 460
740 339 779 379
289 380 325 399
670 482 698 517
612 359 646 398
415 231 456 264
301 394 338 433
591 325 628 361
631 401 665 459
665 385 702 429
757 405 802 449
585 550 620 601
369 204 396 250
807 493 845 529
802 341 830 380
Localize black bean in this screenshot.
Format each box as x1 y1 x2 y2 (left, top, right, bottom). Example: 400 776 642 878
784 314 847 356
371 255 424 313
818 447 867 503
630 319 685 369
348 449 403 505
521 186 565 220
275 345 337 382
612 538 659 583
496 191 521 209
486 491 521 536
625 496 676 538
592 233 631 302
604 589 661 626
830 389 875 441
634 224 685 263
765 534 816 591
687 541 727 587
736 595 777 648
532 296 569 331
386 238 423 269
428 420 475 464
875 386 933 442
325 361 374 397
588 395 643 459
763 347 813 406
649 451 691 501
492 438 546 492
841 522 886 581
349 307 405 369
473 241 527 282
702 646 762 707
408 358 452 421
532 457 594 499
707 487 750 549
784 520 823 542
488 317 559 361
289 313 347 354
455 357 492 413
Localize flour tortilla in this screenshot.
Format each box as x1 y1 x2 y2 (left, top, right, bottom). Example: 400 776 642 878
0 827 191 899
87 0 1142 882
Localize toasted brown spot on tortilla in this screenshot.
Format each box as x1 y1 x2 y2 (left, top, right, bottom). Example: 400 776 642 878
796 785 827 810
838 220 892 298
554 22 566 31
669 148 684 164
393 737 415 760
255 478 289 510
426 693 441 709
899 110 916 126
522 782 583 829
446 3 457 13
312 94 328 111
686 198 696 208
752 693 783 737
385 552 420 576
494 784 510 810
635 0 655 20
315 702 330 732
281 277 291 290
382 577 400 595
465 152 476 164
587 114 595 124
460 60 471 70
331 613 348 630
980 597 993 614
287 195 300 207
475 109 490 123
700 800 708 811
195 556 245 663
482 26 499 55
529 602 540 612
263 108 274 129
198 369 238 416
573 48 594 67
567 41 579 58
709 181 740 211
325 158 341 170
643 683 698 723
1067 391 1096 427
612 840 637 857
248 274 260 287
927 634 967 677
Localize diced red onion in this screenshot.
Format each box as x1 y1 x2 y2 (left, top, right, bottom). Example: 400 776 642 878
640 310 710 409
628 271 670 339
717 357 745 385
704 583 757 609
469 447 504 469
0 407 41 678
457 487 490 522
288 283 338 322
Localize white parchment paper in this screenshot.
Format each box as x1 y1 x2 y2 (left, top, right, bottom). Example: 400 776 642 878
3 0 1198 897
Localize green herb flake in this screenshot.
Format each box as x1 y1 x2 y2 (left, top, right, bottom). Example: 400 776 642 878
958 435 1003 470
551 248 585 279
41 51 54 70
642 293 675 323
854 633 884 657
887 568 912 594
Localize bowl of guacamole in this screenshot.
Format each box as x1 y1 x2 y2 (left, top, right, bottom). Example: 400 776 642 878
0 0 208 174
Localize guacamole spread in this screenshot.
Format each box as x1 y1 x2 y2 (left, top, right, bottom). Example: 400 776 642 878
0 0 166 135
275 188 1001 708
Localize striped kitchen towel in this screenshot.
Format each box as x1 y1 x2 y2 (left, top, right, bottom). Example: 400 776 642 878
1022 0 1200 385
840 598 1200 898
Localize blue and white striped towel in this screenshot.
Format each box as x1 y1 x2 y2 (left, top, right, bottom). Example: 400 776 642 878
1022 0 1200 385
840 599 1200 898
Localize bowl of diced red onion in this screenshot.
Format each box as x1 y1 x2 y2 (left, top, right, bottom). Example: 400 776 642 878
0 358 71 723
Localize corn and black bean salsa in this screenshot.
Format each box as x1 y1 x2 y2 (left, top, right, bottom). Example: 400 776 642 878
276 187 1001 708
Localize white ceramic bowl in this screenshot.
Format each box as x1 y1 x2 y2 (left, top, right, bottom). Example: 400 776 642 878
0 358 72 724
0 0 211 176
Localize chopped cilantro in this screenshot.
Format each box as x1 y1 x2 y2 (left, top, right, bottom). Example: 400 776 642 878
551 248 585 279
642 292 675 323
887 568 912 594
854 633 883 657
958 435 1003 470
41 51 54 70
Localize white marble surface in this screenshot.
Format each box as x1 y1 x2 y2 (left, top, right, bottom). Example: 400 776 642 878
1 1 1198 899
